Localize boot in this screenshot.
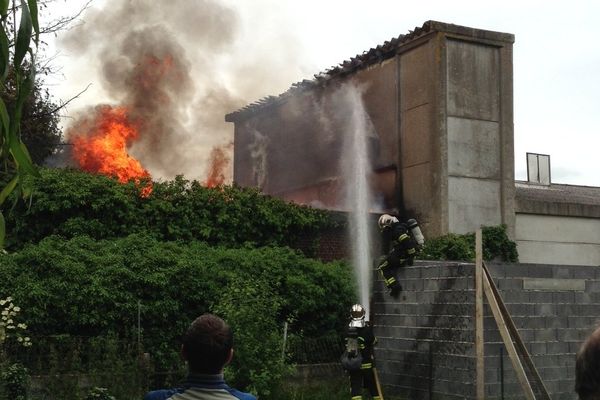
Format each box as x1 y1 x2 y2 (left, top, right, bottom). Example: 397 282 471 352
389 282 402 298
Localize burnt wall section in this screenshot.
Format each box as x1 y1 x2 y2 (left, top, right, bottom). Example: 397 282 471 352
232 88 345 202
231 62 399 211
372 261 599 400
399 37 440 236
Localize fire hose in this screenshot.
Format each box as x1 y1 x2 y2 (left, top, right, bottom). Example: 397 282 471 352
373 367 385 400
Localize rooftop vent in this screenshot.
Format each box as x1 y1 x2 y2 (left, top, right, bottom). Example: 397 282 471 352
526 152 551 185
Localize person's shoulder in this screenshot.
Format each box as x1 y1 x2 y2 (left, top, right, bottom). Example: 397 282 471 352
225 387 258 400
143 388 183 400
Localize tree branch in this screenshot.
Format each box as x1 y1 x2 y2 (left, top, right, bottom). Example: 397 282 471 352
30 83 91 119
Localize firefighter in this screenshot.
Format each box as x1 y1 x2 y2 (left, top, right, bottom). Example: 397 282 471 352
376 214 425 298
340 304 381 400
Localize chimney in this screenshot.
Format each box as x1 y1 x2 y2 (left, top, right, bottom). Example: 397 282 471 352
526 152 551 185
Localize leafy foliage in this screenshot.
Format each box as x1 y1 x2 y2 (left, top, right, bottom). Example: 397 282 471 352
420 225 518 262
1 362 29 400
0 0 41 248
3 168 334 251
84 387 116 400
1 67 61 165
215 277 289 397
5 167 141 246
0 234 355 397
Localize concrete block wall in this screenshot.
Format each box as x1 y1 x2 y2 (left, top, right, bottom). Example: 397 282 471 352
372 261 599 400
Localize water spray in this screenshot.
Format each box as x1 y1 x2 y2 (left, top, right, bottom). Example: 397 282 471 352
342 84 374 321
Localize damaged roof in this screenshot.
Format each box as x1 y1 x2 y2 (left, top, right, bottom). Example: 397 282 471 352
225 20 513 122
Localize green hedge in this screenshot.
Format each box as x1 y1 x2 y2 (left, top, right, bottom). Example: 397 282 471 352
420 224 518 262
4 168 333 250
0 234 355 397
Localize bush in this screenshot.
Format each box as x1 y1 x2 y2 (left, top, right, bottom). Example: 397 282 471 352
84 387 116 400
4 168 334 251
0 363 29 400
215 277 290 398
0 234 355 397
420 225 518 262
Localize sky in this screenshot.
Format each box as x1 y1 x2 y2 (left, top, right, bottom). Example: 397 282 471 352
44 0 600 186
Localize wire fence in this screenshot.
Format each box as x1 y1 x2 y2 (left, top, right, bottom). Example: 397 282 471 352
1 333 344 399
2 335 153 400
287 333 345 364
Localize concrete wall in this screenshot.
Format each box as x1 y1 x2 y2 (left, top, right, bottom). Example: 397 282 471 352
399 24 516 240
398 25 515 238
372 261 598 400
516 213 600 266
443 38 515 236
446 40 503 235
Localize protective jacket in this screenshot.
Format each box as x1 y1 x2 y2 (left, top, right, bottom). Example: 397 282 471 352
377 220 418 296
381 221 418 261
143 373 256 400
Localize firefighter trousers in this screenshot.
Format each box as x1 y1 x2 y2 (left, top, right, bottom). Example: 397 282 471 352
349 364 381 400
376 253 404 291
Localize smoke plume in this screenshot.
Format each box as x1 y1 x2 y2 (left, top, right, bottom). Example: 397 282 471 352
59 0 307 182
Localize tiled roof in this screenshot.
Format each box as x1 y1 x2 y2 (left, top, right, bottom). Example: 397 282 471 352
515 181 600 218
225 20 514 122
225 20 437 122
515 181 600 207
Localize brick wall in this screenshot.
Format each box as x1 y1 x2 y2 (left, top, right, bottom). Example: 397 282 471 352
292 211 381 262
293 227 350 262
372 261 599 400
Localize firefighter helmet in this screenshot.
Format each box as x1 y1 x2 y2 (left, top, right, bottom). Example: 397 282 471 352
351 304 365 320
350 304 366 328
378 214 398 230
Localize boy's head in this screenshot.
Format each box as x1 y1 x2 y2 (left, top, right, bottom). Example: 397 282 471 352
576 327 600 400
182 314 234 374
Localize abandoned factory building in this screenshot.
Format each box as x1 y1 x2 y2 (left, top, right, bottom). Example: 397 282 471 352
226 21 600 266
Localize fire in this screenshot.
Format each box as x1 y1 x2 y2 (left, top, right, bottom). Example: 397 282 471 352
71 105 152 196
67 47 228 191
204 142 233 188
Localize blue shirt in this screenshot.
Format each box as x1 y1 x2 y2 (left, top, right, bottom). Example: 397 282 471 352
143 373 257 400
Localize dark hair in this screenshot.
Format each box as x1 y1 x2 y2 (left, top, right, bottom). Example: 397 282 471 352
182 314 233 374
576 327 600 400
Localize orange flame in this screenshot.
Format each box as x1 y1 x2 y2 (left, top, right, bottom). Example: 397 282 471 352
71 105 152 196
204 142 233 188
